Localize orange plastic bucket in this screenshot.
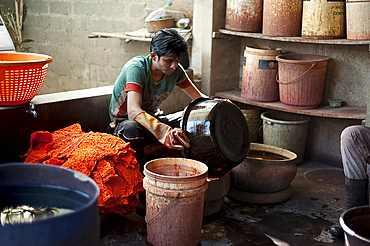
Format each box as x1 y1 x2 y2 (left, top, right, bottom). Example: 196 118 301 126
276 54 329 109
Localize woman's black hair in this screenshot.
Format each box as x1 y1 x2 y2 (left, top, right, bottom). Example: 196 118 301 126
150 29 187 59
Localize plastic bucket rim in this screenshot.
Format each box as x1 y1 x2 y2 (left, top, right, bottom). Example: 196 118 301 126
339 205 370 243
261 111 311 125
245 46 282 56
0 162 100 204
144 157 209 181
143 177 209 197
0 52 53 66
276 54 329 64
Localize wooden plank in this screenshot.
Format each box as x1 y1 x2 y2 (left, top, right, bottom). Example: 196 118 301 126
218 29 370 45
215 90 366 119
89 32 152 42
89 28 192 43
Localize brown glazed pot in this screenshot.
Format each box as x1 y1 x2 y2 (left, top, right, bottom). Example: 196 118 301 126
231 143 297 193
181 98 250 178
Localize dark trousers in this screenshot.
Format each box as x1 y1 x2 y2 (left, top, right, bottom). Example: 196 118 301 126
341 125 370 208
107 111 183 170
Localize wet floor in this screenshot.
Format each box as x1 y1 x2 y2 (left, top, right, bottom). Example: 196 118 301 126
100 161 346 246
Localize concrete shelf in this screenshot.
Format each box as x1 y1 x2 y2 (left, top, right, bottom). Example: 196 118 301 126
218 29 370 46
215 90 366 120
214 30 368 120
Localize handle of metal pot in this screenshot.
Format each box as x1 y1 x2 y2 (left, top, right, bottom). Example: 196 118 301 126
276 63 316 84
257 120 273 136
145 192 180 224
251 119 262 137
257 121 265 136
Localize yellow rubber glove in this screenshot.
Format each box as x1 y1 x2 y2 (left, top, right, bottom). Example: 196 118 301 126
133 111 190 150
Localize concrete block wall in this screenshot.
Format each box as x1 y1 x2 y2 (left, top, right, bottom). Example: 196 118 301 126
15 0 194 94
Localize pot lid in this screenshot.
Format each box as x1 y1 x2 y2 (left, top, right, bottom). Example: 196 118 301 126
210 100 250 164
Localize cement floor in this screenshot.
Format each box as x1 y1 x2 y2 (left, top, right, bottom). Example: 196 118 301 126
100 161 346 246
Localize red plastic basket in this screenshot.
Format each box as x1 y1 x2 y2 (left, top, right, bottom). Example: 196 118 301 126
0 52 53 106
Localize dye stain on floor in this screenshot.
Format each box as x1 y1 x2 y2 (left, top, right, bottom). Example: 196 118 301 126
100 161 346 245
200 197 344 245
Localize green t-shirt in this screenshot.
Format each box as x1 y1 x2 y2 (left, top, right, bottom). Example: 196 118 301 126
109 55 189 121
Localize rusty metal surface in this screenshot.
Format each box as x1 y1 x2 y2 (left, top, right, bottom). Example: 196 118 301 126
263 0 303 36
225 0 263 32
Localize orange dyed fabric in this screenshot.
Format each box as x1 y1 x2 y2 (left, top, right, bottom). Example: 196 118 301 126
23 123 144 215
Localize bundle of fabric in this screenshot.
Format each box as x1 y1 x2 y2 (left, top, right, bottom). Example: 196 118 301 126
22 123 144 216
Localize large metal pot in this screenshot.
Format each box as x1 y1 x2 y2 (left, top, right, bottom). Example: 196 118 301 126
0 163 100 246
181 98 250 178
230 143 297 193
